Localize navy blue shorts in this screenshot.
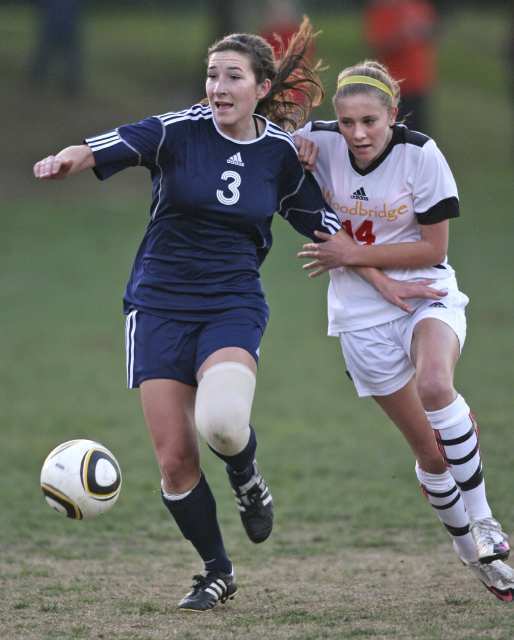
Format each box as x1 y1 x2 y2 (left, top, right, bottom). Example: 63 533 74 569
124 308 266 388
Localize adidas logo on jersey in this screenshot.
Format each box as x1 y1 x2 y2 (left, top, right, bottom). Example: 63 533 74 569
429 301 447 308
227 152 245 167
351 187 368 200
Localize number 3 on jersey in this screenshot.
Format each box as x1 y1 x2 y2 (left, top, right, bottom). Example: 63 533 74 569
342 219 376 245
216 170 241 206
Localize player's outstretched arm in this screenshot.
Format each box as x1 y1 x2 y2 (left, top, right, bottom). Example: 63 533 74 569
298 221 448 273
33 145 95 180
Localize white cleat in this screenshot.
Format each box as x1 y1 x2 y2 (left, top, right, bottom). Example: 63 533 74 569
471 517 510 564
454 542 514 602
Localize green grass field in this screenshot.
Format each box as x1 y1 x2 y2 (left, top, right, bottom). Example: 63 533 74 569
1 5 514 639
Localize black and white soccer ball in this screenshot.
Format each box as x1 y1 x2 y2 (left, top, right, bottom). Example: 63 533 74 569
40 439 122 519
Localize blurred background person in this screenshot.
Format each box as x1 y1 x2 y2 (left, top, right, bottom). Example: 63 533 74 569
28 0 84 97
364 0 438 134
260 0 302 58
260 0 312 108
508 11 514 157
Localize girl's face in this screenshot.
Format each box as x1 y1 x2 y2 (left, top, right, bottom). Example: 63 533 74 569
334 93 397 169
206 51 270 139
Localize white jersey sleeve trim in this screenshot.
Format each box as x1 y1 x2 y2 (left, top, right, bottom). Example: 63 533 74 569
158 104 213 128
266 124 298 152
85 129 142 164
86 131 122 152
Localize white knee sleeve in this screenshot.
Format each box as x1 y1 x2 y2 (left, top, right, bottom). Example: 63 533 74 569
195 362 256 456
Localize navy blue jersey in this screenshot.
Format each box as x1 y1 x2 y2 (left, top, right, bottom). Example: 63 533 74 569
86 104 339 322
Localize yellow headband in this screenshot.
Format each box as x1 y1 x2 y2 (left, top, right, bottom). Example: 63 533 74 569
337 75 393 98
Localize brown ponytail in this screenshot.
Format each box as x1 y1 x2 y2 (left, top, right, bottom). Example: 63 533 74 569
207 16 324 131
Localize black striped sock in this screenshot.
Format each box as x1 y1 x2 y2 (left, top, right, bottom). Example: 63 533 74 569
415 463 478 561
427 395 492 521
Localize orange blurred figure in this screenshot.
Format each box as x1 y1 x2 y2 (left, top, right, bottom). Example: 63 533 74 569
260 0 301 58
260 1 314 108
364 0 438 133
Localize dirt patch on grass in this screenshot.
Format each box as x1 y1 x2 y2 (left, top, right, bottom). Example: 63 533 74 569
2 544 514 640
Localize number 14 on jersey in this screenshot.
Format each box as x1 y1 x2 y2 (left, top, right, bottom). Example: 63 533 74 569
341 220 376 245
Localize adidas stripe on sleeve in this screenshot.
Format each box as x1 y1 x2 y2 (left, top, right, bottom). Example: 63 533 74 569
85 116 165 181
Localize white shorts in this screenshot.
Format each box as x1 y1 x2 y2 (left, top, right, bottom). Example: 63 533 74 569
338 286 469 398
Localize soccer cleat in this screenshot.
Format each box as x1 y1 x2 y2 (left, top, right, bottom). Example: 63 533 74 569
229 463 273 543
454 542 514 602
178 571 237 611
463 559 514 602
471 517 510 564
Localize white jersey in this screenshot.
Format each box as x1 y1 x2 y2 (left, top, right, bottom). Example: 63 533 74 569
296 121 460 333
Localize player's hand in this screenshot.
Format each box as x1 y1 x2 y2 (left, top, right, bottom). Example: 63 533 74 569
298 229 359 277
33 155 74 180
293 134 318 171
373 277 448 313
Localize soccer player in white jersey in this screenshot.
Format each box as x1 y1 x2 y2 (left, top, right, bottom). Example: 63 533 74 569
32 19 349 611
296 60 514 602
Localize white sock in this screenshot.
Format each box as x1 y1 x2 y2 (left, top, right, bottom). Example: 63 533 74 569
426 395 492 521
415 463 478 562
161 479 194 501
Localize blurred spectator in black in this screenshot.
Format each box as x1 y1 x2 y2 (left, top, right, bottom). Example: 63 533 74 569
508 11 514 158
208 0 239 39
364 0 438 134
29 0 84 97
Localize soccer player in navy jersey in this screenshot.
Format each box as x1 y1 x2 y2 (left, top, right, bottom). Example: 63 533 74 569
296 60 514 602
32 18 347 611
